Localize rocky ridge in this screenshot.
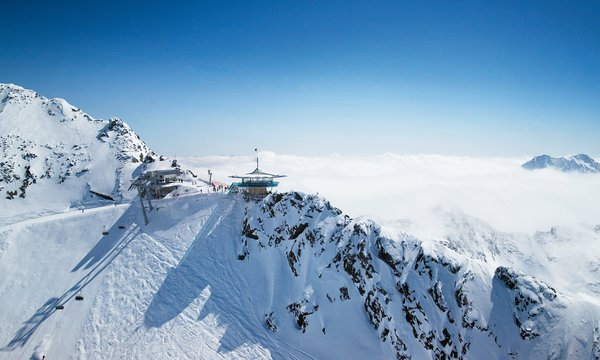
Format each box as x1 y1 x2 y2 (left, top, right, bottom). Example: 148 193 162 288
238 192 599 359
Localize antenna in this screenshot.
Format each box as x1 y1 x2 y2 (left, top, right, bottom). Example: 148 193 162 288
255 148 259 169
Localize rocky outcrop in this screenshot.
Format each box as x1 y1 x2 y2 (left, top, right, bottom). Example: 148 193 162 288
494 266 566 340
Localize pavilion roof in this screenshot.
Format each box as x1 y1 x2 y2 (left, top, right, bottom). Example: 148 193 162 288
229 167 286 179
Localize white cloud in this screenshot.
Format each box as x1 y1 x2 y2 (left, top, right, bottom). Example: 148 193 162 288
179 153 600 233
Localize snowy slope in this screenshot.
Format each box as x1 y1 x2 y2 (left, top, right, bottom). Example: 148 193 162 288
0 84 154 219
522 154 600 173
1 192 599 360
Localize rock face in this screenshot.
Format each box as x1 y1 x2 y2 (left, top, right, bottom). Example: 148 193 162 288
238 192 600 359
522 154 600 173
493 266 565 340
0 84 154 210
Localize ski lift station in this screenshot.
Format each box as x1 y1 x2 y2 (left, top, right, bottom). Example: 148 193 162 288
137 167 184 199
229 150 286 196
131 151 285 214
131 160 206 200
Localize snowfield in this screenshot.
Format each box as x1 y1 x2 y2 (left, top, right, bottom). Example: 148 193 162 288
2 83 600 359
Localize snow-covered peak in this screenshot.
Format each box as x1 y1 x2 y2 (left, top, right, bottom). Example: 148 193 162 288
522 154 600 173
571 153 596 164
0 83 32 98
0 84 154 217
0 84 82 120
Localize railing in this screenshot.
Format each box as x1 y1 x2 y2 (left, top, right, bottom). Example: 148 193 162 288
237 180 279 188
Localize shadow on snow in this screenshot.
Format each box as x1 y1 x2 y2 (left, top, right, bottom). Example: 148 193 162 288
143 196 312 359
1 202 143 352
143 199 234 328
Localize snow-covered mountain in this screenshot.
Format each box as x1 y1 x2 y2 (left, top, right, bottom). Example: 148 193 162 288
522 154 600 173
0 84 154 218
238 193 600 359
1 192 599 359
1 85 599 359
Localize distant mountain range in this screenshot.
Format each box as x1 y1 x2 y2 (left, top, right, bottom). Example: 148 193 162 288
522 154 600 173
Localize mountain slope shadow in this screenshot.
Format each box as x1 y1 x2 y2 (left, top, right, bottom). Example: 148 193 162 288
143 197 316 359
143 198 236 327
1 204 142 351
71 204 140 271
488 273 521 356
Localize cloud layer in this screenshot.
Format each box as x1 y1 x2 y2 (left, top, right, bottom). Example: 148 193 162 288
180 153 600 233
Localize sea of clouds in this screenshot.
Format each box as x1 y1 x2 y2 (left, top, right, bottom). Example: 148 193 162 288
180 153 600 234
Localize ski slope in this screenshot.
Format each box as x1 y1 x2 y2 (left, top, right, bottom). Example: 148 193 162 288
2 195 236 359
0 194 381 359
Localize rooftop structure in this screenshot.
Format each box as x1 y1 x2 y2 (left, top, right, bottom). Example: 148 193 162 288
132 167 184 199
229 149 286 197
130 159 226 224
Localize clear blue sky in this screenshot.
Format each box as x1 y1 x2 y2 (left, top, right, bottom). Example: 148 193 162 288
1 1 599 157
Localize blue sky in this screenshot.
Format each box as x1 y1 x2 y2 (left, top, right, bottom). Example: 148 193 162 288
1 1 599 156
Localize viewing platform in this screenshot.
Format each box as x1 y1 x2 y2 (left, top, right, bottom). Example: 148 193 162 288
229 150 286 197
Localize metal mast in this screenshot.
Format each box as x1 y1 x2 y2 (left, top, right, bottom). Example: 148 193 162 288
255 148 259 170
